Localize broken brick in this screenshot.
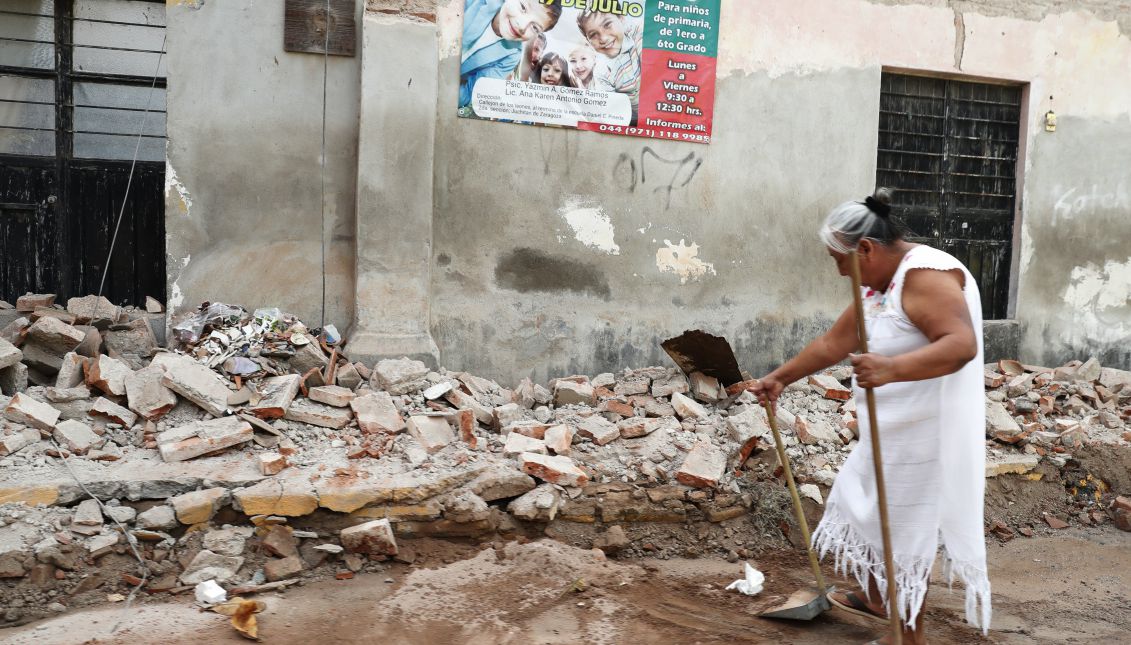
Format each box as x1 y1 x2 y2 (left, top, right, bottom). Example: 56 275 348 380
1043 514 1069 530
158 354 231 417
66 295 120 325
157 416 254 462
689 371 723 402
671 392 709 420
84 354 132 397
600 398 635 417
808 374 851 401
309 384 356 408
16 293 55 312
405 414 455 453
576 416 619 445
340 518 398 555
503 431 546 455
0 338 20 370
350 391 405 434
553 380 595 407
520 452 588 487
3 392 60 431
259 452 288 475
264 555 304 582
0 427 40 456
372 357 428 395
444 387 493 424
53 420 102 454
249 374 302 419
544 424 573 454
284 398 353 429
124 365 177 420
170 488 230 525
90 397 138 427
675 440 726 488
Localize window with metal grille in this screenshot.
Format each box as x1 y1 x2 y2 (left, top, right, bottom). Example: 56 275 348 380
876 72 1022 320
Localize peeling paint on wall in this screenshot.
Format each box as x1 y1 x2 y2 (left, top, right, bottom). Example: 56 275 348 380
656 239 716 284
167 254 191 312
558 198 620 255
164 161 193 215
1062 256 1131 343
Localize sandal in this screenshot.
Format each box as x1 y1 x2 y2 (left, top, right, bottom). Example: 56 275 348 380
828 590 887 623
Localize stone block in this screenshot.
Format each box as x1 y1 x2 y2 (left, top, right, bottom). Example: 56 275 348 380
671 392 709 420
55 353 86 389
406 414 455 453
4 392 60 431
0 362 28 395
160 355 231 417
309 384 356 408
372 357 428 394
340 518 398 555
676 440 726 488
249 374 302 419
26 316 85 355
90 397 138 427
284 398 353 429
503 431 546 455
170 487 230 525
259 452 288 475
507 484 561 521
554 380 595 407
0 337 20 370
264 554 304 581
179 549 244 585
233 478 319 517
19 341 64 373
576 416 619 445
16 293 55 312
520 452 588 487
0 427 39 456
156 416 253 462
45 385 90 403
808 374 851 400
83 354 132 398
544 424 573 454
66 295 120 325
350 391 405 434
124 365 177 420
136 505 178 530
53 420 102 454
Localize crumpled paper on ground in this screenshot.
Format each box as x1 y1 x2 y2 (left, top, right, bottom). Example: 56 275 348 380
725 563 765 596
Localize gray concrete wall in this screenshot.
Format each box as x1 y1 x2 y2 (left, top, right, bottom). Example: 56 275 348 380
164 0 362 330
165 0 1131 381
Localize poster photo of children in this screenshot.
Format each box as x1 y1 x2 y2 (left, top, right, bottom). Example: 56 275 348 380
458 0 644 129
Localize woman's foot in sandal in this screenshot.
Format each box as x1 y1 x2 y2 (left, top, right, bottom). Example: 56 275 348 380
828 589 887 623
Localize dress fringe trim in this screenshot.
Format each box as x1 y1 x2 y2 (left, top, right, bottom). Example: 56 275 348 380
812 509 991 634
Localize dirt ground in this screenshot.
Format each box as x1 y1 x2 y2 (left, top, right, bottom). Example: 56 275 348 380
4 525 1129 645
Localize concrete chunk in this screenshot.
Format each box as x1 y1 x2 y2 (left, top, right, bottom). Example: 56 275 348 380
55 353 87 389
284 398 353 429
157 416 253 462
689 371 722 402
0 427 39 456
66 295 120 325
16 293 55 312
503 431 546 455
544 424 573 454
259 452 288 475
676 439 727 488
577 416 619 445
309 384 355 408
53 420 102 454
45 385 91 403
508 484 562 521
84 354 132 398
726 406 770 444
4 392 60 431
553 380 595 407
671 392 709 420
350 391 405 434
160 355 231 417
0 338 20 370
406 415 455 453
520 452 588 487
170 488 230 525
444 388 493 424
125 365 177 420
249 374 301 419
72 499 103 526
90 397 138 427
26 316 85 355
340 518 398 555
372 357 428 395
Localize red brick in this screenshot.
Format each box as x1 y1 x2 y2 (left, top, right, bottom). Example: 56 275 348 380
520 453 588 487
808 374 850 401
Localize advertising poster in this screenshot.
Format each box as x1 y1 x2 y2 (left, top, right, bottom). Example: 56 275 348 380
458 0 721 144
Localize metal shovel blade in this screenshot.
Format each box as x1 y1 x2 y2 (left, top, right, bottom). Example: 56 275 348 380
757 586 833 621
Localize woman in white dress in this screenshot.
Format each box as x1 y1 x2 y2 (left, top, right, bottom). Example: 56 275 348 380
750 188 991 645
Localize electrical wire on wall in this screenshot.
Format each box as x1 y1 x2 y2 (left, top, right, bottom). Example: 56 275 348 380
319 0 330 329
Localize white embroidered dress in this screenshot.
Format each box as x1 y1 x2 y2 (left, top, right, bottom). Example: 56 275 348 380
812 245 992 631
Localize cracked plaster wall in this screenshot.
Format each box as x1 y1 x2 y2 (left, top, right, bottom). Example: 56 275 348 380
164 0 361 330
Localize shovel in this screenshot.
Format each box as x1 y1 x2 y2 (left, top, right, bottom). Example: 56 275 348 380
660 331 831 620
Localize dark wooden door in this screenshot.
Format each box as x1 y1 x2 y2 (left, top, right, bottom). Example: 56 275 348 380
876 73 1022 319
0 0 166 306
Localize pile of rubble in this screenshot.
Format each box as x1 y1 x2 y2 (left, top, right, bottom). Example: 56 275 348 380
1 294 1130 624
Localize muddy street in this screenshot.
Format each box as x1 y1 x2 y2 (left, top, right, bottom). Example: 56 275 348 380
5 526 1129 644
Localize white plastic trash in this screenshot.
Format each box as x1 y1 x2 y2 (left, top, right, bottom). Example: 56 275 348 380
724 563 765 596
194 579 227 605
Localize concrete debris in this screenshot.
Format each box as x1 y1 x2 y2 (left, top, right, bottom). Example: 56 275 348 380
520 452 588 487
157 416 254 462
0 338 21 370
406 414 455 453
503 431 546 455
554 380 595 407
309 384 355 408
507 483 561 521
249 374 302 419
52 420 102 455
89 397 137 427
351 391 405 434
0 427 39 456
16 293 55 312
125 365 178 420
180 550 244 585
136 505 179 531
159 354 231 417
340 519 398 555
372 358 428 395
676 439 727 489
284 398 352 430
4 392 60 431
171 488 231 525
